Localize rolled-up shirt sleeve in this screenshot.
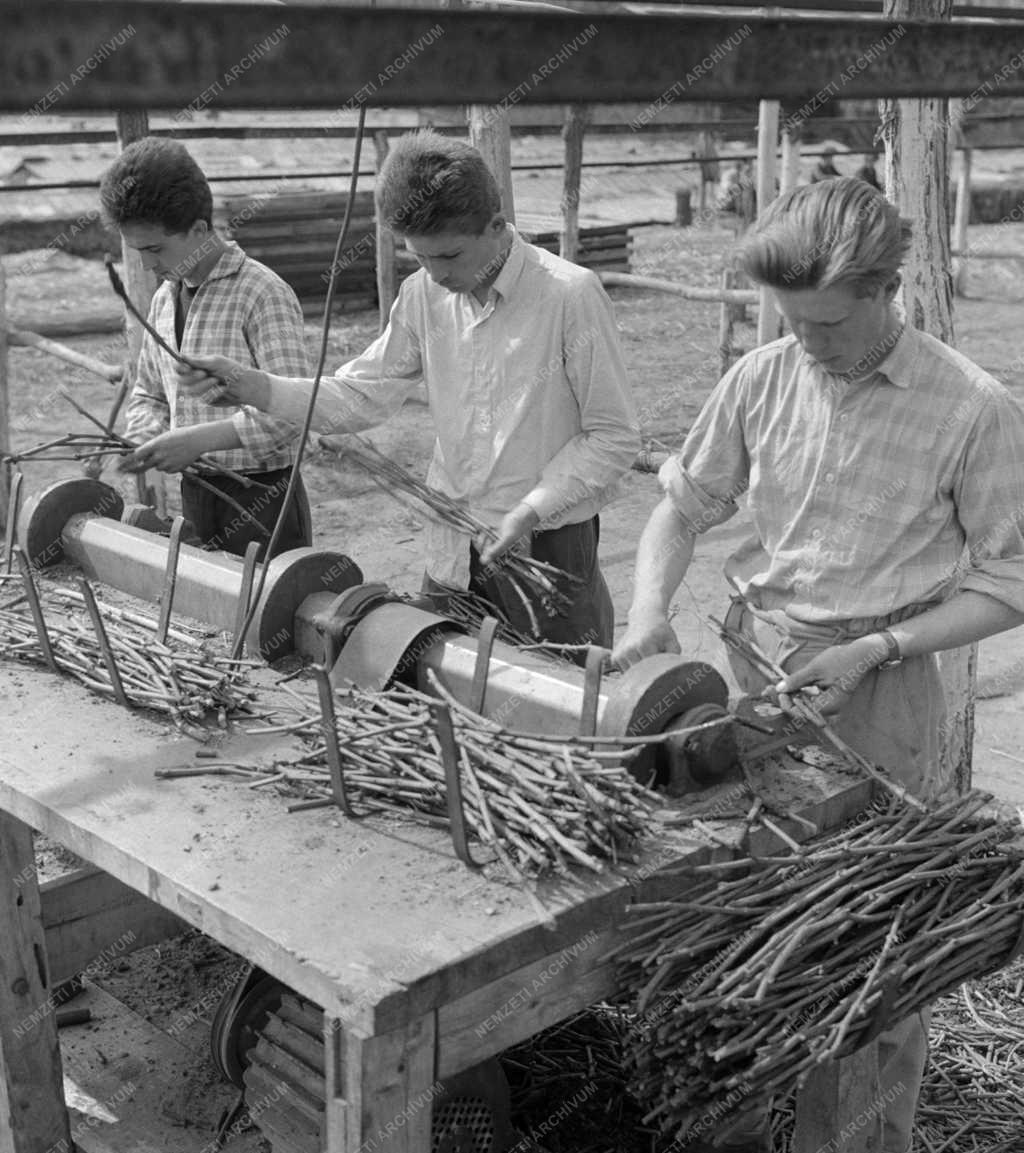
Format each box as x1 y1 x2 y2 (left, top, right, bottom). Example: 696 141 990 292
955 387 1024 613
659 359 750 534
520 274 640 525
264 290 423 436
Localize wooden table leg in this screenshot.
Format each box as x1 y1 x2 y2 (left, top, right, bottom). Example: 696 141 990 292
792 1045 879 1153
0 811 72 1153
323 1011 438 1153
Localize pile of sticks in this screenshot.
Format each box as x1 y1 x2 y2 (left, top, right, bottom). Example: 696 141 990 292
250 678 657 878
612 791 1024 1142
0 581 256 735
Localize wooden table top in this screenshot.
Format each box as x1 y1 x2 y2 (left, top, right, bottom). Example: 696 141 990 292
0 660 872 1042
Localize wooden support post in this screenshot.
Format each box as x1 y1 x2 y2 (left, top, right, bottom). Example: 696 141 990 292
114 111 161 511
0 810 72 1153
0 262 9 533
467 106 515 226
374 130 397 333
880 0 972 794
323 1012 437 1152
560 104 588 263
953 146 973 297
780 114 802 196
755 99 781 346
793 1048 878 1153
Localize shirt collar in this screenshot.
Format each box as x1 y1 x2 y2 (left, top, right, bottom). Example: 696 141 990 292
489 228 526 300
868 323 915 389
185 240 245 290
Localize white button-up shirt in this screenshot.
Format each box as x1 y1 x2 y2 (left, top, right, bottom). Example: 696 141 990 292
266 229 639 585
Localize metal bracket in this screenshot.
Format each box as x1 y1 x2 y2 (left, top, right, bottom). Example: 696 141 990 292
312 663 365 820
579 645 607 737
316 582 394 670
431 701 484 870
14 546 56 670
469 616 500 715
232 540 261 653
155 515 184 646
3 469 23 574
77 578 128 706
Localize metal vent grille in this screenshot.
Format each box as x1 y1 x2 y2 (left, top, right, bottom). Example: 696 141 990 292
431 1096 495 1153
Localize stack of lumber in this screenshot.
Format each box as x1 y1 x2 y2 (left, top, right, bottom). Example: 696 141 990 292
215 190 379 313
215 190 632 312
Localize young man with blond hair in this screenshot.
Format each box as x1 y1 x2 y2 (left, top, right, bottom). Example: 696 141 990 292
100 136 311 557
613 176 1024 1152
175 130 639 652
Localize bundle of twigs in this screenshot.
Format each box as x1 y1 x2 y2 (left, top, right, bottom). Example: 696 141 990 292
2 431 134 465
250 678 657 878
0 585 257 734
611 790 1024 1142
332 436 581 633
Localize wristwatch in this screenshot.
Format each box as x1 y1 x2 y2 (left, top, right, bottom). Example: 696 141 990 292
876 629 902 669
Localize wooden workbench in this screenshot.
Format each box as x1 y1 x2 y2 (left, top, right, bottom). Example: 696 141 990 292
0 660 873 1153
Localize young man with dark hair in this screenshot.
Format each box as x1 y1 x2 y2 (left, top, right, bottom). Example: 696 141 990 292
174 131 639 651
99 136 311 558
613 177 1024 1151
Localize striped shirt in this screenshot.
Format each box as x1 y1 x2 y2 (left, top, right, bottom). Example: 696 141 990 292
660 324 1024 622
125 242 308 473
264 229 640 586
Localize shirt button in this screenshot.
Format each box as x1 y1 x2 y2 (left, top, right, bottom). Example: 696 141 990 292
839 413 850 422
811 528 823 539
825 472 836 484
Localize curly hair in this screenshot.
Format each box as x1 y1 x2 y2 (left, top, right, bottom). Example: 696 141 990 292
740 176 912 296
376 130 501 237
99 136 213 232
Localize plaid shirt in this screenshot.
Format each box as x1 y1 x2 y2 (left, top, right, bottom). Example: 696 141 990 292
661 324 1024 622
125 242 308 473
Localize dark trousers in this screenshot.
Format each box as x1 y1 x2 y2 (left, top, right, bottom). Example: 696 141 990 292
421 516 614 664
179 466 312 560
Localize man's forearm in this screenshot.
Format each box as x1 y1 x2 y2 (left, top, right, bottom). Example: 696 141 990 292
628 497 697 619
887 591 1024 659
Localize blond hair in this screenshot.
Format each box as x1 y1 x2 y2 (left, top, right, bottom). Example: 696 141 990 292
740 176 911 295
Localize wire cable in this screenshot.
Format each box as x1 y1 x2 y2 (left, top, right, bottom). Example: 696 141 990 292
229 104 369 661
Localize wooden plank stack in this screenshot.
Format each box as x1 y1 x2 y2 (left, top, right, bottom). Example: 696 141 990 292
215 191 633 313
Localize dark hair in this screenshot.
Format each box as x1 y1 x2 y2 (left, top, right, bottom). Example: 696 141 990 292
99 137 213 232
740 176 912 295
376 130 501 237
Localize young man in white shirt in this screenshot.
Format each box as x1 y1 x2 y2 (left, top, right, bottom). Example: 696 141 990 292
175 131 639 654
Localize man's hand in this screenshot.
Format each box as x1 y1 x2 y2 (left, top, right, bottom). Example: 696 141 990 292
174 356 267 409
120 427 212 474
772 635 886 717
477 502 540 567
611 609 681 670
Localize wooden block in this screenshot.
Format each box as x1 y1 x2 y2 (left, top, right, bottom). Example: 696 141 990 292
42 867 187 988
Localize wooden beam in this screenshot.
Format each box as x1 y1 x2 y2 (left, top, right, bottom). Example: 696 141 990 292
0 811 72 1153
0 263 8 534
113 110 160 509
468 107 516 227
756 100 782 346
40 866 186 988
952 146 972 296
8 4 1024 109
373 130 396 333
8 329 123 384
599 271 758 305
780 115 803 195
880 0 975 796
560 105 588 262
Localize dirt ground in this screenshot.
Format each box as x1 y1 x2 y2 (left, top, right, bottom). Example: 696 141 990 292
5 143 1024 1151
